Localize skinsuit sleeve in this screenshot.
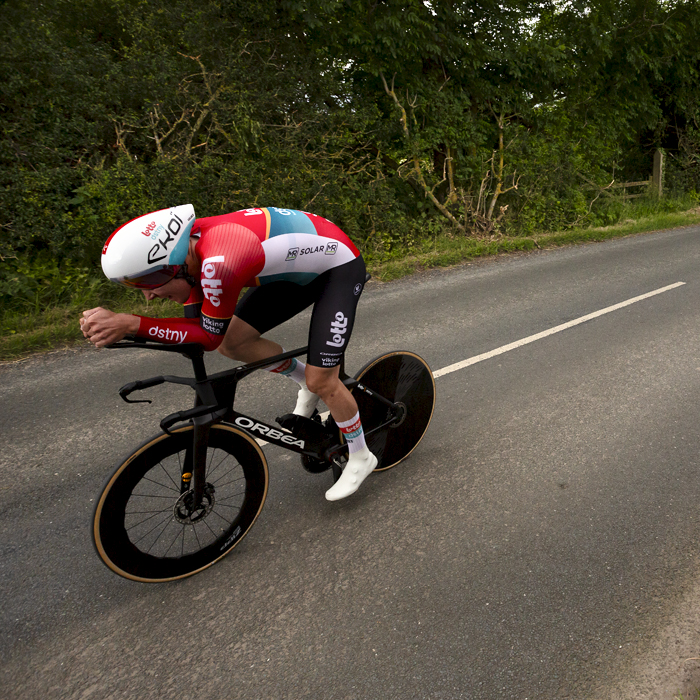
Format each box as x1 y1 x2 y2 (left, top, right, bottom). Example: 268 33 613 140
135 222 264 351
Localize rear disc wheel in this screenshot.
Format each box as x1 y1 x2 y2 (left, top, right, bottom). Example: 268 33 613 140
351 351 435 471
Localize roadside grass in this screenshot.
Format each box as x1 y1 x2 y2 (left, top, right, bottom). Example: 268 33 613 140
2 204 700 362
676 690 700 699
0 295 182 362
369 206 700 281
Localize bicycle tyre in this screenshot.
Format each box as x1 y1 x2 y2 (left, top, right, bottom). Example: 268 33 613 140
93 424 268 582
351 351 435 471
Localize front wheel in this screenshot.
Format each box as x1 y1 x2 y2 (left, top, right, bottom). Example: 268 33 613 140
93 424 269 582
351 351 435 471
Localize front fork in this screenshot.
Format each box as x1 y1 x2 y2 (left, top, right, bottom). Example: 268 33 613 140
181 373 218 508
181 417 212 508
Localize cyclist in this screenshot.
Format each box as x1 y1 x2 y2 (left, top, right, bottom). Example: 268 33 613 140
80 205 377 501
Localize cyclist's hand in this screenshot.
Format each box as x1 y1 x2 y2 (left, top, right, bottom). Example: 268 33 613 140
81 307 139 347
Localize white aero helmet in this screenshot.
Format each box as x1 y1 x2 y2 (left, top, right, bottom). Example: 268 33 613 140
101 204 196 289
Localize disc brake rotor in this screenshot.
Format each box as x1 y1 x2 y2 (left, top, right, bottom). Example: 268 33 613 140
173 484 216 524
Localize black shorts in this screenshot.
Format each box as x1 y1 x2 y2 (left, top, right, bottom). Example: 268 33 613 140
234 256 367 368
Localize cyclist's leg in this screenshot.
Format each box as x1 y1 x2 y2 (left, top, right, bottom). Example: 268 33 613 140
218 316 281 363
303 257 377 500
305 364 356 421
304 256 367 419
218 282 315 362
218 282 322 415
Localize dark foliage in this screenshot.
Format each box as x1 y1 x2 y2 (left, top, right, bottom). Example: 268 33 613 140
1 0 699 308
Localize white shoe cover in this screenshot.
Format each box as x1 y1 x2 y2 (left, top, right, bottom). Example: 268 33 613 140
325 449 378 501
293 383 320 418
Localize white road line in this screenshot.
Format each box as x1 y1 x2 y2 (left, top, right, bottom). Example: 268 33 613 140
432 282 686 379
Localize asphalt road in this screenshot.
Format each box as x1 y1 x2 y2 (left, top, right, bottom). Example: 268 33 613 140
3 225 700 699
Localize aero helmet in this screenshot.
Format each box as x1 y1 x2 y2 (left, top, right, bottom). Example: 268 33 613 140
101 204 196 289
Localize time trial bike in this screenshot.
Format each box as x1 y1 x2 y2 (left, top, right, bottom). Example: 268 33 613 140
92 341 435 583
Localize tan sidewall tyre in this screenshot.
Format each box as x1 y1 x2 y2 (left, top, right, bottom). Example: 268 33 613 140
92 424 268 582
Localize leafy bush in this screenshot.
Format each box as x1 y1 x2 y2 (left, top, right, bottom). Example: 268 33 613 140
2 0 700 319
0 254 108 312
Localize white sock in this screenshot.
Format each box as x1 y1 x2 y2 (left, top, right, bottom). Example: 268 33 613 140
294 383 320 418
266 350 306 385
336 412 367 454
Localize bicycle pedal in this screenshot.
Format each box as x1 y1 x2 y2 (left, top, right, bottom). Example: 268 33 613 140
301 454 332 474
276 413 331 443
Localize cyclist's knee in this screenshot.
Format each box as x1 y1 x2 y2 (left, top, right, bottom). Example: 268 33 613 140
305 365 340 398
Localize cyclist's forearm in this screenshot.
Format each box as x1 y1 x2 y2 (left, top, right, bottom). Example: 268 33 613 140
136 315 222 350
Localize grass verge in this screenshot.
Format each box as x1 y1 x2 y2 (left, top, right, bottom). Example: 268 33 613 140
370 207 700 281
0 297 183 363
2 206 700 363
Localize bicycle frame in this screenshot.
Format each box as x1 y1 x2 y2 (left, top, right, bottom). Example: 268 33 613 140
109 340 402 509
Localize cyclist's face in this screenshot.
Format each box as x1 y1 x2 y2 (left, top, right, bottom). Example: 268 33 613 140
142 243 199 304
142 277 191 303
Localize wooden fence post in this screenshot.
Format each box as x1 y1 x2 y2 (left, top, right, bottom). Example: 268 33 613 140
652 149 664 197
